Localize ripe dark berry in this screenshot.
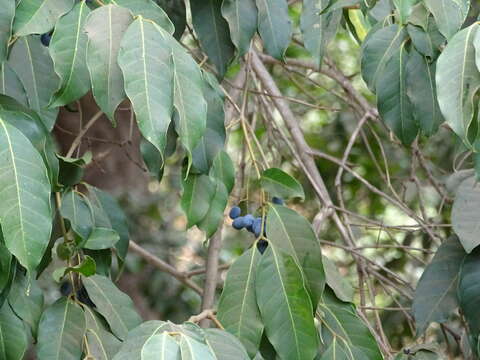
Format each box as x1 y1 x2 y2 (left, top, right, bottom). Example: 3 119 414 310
244 214 255 231
229 206 241 219
272 196 284 205
59 281 72 296
257 239 268 254
253 217 262 237
232 216 246 230
40 33 52 47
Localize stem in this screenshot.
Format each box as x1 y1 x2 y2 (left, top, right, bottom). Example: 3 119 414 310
66 111 103 158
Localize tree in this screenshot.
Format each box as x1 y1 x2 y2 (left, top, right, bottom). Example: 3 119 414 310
0 0 479 359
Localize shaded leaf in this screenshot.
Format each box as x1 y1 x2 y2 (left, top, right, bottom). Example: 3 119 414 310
322 0 361 13
49 1 91 106
60 190 94 240
261 168 305 200
323 256 354 303
0 117 52 273
83 274 142 340
84 307 122 360
393 0 418 25
210 150 235 193
197 180 228 238
0 302 27 360
37 298 86 360
0 63 28 107
256 246 318 360
84 5 133 123
155 0 186 40
181 174 216 228
52 255 96 282
83 227 120 251
0 244 16 309
221 0 257 55
217 248 264 358
458 247 480 338
0 0 15 62
256 0 292 60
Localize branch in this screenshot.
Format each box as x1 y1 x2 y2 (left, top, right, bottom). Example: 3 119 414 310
128 240 203 295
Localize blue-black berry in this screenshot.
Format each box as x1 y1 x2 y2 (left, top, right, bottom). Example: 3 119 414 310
257 239 268 254
253 217 262 237
244 214 255 231
77 286 95 307
59 281 72 296
272 196 284 205
40 32 52 47
229 206 241 219
232 216 246 230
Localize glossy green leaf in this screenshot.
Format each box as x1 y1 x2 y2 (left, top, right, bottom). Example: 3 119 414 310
0 0 14 62
261 168 305 200
13 0 74 36
198 180 228 238
9 36 59 130
318 289 382 360
412 235 465 335
112 320 170 360
155 0 186 40
118 17 173 156
0 63 28 107
205 329 250 359
8 273 44 338
181 174 216 228
256 246 318 360
83 274 142 340
84 5 133 123
192 72 226 174
84 306 122 360
0 302 27 360
37 298 86 360
49 1 91 107
0 117 52 273
323 256 354 303
377 41 418 145
424 0 467 40
266 204 325 307
458 246 480 337
217 248 264 358
452 176 480 253
256 0 292 60
180 334 216 360
60 190 94 240
406 49 443 136
437 24 480 148
301 0 341 67
110 0 174 34
52 255 96 282
191 0 235 77
221 0 257 55
361 24 407 91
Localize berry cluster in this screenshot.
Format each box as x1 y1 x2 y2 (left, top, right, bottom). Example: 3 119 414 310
228 197 283 254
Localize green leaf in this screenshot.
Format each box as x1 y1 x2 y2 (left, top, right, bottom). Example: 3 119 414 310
112 320 170 360
0 244 16 309
361 24 408 91
377 41 418 145
393 0 418 25
48 1 91 107
13 0 74 36
37 298 86 360
52 255 96 282
221 0 257 55
424 0 467 40
407 22 444 59
155 0 186 40
452 176 480 253
110 0 175 34
181 174 216 228
0 117 52 273
394 344 443 360
318 289 382 360
0 63 28 107
191 0 235 77
210 151 235 193
141 333 181 359
192 72 226 174
256 0 292 60
84 5 133 123
0 302 28 360
82 227 120 250
319 338 353 360
118 17 173 157
266 204 325 307
256 246 318 360
197 180 228 238
217 248 264 358
261 168 305 200
8 36 59 130
321 0 361 13
180 334 216 360
0 0 14 62
301 0 341 67
412 235 466 335
406 48 443 137
8 273 44 338
84 307 122 360
83 274 142 340
323 256 354 303
57 152 91 186
204 328 250 359
458 246 480 338
60 190 94 240
437 23 480 149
